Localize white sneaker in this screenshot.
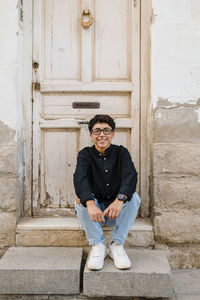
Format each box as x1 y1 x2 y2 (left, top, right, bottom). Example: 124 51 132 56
87 243 106 270
109 242 131 269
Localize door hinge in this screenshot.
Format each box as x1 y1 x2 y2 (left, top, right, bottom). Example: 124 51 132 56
18 0 23 29
32 82 41 91
134 0 137 7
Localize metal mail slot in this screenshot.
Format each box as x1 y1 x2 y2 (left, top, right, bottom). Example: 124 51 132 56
72 102 100 109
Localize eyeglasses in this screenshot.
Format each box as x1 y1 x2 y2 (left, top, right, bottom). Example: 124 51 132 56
91 127 113 135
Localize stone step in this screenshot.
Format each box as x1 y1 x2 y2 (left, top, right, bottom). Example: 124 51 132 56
84 249 173 298
0 247 83 295
16 217 154 248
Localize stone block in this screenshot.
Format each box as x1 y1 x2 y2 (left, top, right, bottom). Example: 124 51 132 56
153 177 200 212
153 105 200 143
84 249 173 298
16 217 154 248
0 120 16 144
0 177 16 211
0 143 17 176
153 143 200 176
155 243 200 269
176 296 200 300
0 297 49 300
0 247 83 295
0 297 136 300
154 212 200 244
0 247 8 259
172 269 200 295
0 212 16 247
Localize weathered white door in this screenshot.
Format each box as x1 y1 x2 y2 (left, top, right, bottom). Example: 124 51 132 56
32 0 140 216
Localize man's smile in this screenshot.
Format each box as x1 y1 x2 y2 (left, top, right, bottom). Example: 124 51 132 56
90 122 115 154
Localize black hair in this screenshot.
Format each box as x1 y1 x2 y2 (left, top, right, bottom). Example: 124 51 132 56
88 115 116 132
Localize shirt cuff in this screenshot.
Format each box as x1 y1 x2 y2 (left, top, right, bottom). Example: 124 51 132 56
79 193 94 207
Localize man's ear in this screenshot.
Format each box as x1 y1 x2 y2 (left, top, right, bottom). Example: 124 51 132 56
109 131 115 141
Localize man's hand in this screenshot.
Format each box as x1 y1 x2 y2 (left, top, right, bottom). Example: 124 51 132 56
103 198 124 220
86 200 105 223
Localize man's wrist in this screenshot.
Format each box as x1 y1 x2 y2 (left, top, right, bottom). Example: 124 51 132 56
117 193 128 202
86 199 95 207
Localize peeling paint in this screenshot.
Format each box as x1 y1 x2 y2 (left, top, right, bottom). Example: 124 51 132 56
195 108 200 123
157 98 173 107
157 112 162 119
0 120 16 144
153 104 200 143
155 98 200 109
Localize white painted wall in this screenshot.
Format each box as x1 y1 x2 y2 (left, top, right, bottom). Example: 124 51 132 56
1 1 200 123
0 0 18 130
152 0 200 107
1 1 200 121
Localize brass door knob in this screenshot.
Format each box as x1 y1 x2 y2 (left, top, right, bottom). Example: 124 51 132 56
80 9 94 29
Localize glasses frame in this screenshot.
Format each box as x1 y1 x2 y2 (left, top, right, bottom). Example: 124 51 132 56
91 127 113 135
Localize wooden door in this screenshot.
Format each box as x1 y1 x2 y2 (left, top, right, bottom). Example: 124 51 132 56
32 0 140 216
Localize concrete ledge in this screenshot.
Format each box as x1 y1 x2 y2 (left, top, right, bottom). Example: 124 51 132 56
16 217 154 248
84 249 173 298
0 247 83 295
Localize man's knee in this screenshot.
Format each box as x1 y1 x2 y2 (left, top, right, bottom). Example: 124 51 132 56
125 192 141 211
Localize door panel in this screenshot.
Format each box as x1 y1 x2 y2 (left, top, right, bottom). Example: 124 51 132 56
93 0 130 80
41 129 78 208
42 93 131 118
44 0 81 80
32 0 140 216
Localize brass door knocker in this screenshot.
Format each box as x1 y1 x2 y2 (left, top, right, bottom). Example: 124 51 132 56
80 9 94 29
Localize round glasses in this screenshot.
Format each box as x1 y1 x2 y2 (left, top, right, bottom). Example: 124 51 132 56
91 127 113 135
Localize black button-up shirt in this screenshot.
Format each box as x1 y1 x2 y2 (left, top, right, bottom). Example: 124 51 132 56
73 144 138 207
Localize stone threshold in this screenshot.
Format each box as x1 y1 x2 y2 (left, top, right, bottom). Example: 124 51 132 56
16 217 154 248
17 216 152 231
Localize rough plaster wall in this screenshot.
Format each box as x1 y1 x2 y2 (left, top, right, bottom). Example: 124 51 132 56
0 0 19 257
151 0 200 268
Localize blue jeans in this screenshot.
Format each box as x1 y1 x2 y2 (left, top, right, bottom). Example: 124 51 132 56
75 192 141 246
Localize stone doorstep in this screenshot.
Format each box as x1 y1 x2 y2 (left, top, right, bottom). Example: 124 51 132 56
0 247 83 295
0 247 173 298
84 249 173 298
16 217 154 248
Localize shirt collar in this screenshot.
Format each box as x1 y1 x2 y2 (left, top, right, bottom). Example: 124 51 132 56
92 144 113 158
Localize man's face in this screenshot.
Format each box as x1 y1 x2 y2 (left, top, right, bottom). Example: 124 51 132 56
90 122 115 153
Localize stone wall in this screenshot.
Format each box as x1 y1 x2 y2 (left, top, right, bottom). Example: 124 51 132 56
151 0 200 268
0 1 18 257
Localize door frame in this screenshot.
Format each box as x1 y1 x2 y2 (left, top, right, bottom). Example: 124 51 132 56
21 0 151 218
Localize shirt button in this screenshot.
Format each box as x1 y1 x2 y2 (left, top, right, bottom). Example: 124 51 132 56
105 170 108 172
104 158 106 160
106 183 109 186
107 196 110 199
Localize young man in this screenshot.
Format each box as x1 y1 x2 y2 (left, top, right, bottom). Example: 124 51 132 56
73 114 141 270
